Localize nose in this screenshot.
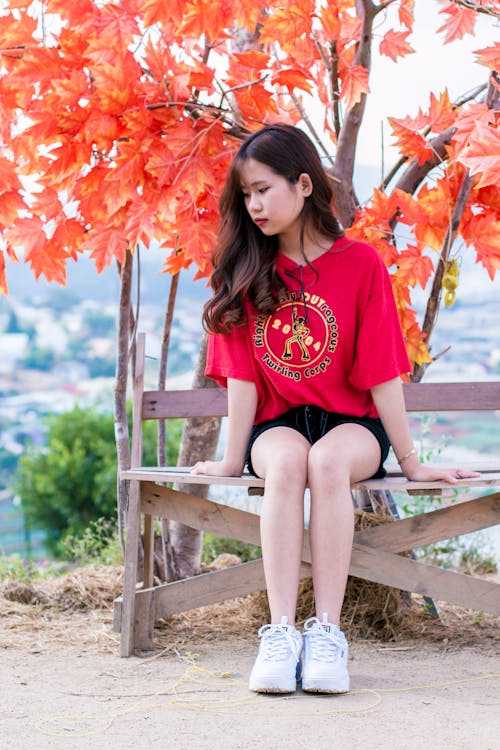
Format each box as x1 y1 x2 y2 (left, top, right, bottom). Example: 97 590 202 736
248 192 262 213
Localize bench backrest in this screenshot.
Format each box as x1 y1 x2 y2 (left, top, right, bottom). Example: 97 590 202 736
141 381 500 420
133 333 500 438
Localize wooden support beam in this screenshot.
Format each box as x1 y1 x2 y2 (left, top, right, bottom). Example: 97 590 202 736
136 483 500 617
140 482 264 547
148 560 311 620
355 492 500 553
349 543 500 616
119 480 142 657
115 542 500 623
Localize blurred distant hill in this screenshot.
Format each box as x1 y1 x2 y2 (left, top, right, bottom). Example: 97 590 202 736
4 250 209 310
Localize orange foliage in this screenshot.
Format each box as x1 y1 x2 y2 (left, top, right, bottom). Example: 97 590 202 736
0 0 497 372
474 42 500 71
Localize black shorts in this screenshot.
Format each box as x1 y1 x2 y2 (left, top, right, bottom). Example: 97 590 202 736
245 404 390 479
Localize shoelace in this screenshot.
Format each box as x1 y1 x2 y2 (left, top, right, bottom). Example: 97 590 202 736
258 623 302 662
304 617 346 663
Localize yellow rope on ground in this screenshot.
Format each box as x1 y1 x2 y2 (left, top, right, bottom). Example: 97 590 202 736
35 652 500 738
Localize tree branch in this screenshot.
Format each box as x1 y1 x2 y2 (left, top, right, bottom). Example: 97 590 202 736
157 268 180 581
291 93 335 167
411 170 473 382
451 0 500 18
331 1 377 226
330 40 342 139
393 126 455 196
381 83 487 192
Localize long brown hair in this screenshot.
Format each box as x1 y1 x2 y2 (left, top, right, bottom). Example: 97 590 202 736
203 124 344 333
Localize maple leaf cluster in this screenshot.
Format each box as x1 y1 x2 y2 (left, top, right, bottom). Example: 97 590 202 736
0 0 409 286
0 0 498 371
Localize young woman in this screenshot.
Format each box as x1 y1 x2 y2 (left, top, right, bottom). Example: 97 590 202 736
191 124 478 694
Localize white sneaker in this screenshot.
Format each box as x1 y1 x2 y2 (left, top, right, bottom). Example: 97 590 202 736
302 613 350 693
249 616 303 693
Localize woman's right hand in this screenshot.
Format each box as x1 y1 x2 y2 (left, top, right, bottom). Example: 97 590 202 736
190 459 242 477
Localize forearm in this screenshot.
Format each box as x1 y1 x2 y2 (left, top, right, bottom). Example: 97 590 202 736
223 377 258 473
370 377 419 476
191 378 257 477
371 377 481 484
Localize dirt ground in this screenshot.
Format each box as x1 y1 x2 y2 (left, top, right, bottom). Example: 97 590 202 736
1 572 499 750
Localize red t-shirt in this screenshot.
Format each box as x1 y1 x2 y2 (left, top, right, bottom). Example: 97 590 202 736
206 237 411 424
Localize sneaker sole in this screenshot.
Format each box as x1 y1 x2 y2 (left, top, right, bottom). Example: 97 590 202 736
249 661 301 693
301 678 350 694
249 678 297 693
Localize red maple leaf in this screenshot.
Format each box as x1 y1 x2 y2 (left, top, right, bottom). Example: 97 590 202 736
399 0 415 30
85 224 129 272
462 213 500 281
474 42 500 71
427 90 456 133
338 61 370 110
459 123 500 190
388 119 434 164
272 67 313 95
379 30 415 62
437 2 476 44
395 245 434 289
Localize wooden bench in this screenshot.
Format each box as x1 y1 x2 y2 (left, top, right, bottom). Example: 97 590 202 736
114 333 500 656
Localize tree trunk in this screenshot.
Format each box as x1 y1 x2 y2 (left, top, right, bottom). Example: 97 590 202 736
330 0 377 227
113 250 134 550
157 271 180 580
166 333 222 579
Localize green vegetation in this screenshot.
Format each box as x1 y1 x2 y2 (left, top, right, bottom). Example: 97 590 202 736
15 407 119 557
60 517 123 566
14 405 182 558
0 553 63 582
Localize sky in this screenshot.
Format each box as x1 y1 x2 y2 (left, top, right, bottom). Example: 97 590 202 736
357 1 498 168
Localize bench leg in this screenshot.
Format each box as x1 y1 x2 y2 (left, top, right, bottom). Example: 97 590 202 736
120 480 141 657
143 513 155 588
134 588 155 651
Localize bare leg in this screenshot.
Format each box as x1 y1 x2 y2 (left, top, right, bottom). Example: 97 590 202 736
251 428 310 625
307 424 381 625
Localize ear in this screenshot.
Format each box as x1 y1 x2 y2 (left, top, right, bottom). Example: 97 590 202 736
298 173 313 197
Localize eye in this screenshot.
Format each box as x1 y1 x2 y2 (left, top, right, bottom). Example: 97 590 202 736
258 187 269 194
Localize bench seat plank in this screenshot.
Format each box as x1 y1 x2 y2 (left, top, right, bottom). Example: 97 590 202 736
122 466 500 493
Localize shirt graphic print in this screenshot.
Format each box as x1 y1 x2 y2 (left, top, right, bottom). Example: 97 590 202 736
252 291 339 382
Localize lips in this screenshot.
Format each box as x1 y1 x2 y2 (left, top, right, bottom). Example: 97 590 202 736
254 218 268 226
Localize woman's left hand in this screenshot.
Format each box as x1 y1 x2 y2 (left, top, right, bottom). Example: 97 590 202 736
403 463 481 484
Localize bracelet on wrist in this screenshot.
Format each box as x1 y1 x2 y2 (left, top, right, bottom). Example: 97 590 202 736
397 447 417 465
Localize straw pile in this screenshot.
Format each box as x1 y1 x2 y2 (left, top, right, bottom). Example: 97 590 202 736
223 507 413 642
0 564 123 612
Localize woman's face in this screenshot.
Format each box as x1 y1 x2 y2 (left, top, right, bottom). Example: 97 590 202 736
239 158 311 240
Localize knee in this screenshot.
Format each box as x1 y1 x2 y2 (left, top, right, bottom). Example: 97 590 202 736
308 442 350 486
265 445 309 489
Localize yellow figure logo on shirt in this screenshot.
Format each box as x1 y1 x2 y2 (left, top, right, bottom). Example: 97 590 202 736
253 292 338 381
282 306 311 361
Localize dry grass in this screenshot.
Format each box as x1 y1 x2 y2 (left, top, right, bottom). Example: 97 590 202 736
1 510 499 656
